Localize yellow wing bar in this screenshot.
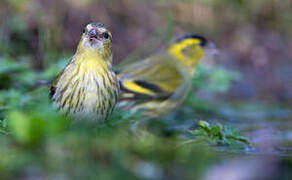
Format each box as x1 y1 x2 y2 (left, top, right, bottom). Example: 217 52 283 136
122 80 156 96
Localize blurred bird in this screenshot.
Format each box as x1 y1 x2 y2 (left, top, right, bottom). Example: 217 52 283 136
116 34 206 118
50 22 119 122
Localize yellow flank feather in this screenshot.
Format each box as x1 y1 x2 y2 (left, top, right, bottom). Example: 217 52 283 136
117 34 206 119
50 22 119 122
123 81 155 95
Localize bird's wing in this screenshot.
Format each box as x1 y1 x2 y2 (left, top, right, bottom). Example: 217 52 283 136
49 68 65 98
118 54 188 97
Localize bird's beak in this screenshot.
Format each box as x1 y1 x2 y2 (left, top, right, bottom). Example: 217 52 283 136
88 29 100 41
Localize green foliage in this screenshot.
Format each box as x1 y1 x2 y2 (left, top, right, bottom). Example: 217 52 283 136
179 63 241 117
0 119 7 135
0 58 36 89
0 55 251 179
189 120 250 147
0 125 216 179
192 63 240 93
41 58 68 80
7 107 68 145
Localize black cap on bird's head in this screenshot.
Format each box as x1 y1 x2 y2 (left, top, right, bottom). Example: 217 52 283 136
174 33 207 47
167 33 207 68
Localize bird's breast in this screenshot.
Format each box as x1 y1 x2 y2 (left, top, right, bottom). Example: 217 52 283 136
53 61 119 122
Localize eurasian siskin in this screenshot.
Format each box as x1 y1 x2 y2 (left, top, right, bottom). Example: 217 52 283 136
50 22 119 122
116 34 206 118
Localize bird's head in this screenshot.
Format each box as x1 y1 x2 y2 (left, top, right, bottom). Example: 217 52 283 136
168 34 206 70
77 22 113 60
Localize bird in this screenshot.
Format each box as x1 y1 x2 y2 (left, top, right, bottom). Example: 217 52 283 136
50 22 119 123
116 34 206 119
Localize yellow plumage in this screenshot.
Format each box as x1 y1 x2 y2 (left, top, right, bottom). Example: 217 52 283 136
50 23 119 122
116 34 206 118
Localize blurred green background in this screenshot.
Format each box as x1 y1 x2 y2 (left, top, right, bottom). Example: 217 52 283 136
0 0 292 179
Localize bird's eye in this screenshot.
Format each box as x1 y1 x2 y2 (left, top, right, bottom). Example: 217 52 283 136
82 29 86 33
103 32 109 39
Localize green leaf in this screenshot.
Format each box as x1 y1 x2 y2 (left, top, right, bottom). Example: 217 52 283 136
7 110 45 144
189 120 250 147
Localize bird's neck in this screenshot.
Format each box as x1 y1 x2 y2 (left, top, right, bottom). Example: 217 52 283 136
74 45 113 73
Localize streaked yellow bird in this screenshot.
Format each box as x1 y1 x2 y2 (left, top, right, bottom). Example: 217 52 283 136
116 34 206 118
50 22 119 122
